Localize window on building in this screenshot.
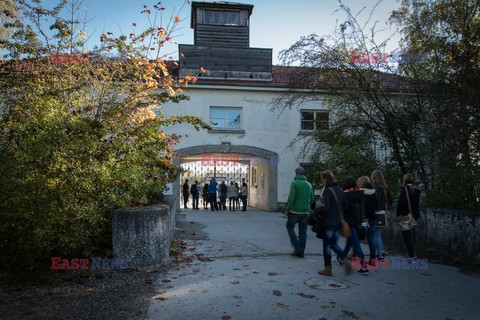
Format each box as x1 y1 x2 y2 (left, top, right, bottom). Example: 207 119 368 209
300 110 329 131
204 10 241 26
210 107 242 130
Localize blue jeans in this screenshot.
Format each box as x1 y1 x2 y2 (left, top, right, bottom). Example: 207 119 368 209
220 194 227 209
286 213 308 253
343 226 365 262
374 227 384 257
367 219 377 259
240 195 247 211
323 222 345 266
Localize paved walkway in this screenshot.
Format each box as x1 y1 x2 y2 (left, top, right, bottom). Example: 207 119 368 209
148 209 480 320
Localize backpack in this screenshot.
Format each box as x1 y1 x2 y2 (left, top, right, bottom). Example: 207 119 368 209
190 184 198 195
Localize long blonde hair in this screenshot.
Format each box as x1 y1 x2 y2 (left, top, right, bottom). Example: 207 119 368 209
371 170 388 189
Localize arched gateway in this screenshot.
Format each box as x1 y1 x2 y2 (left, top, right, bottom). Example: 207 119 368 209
175 145 278 212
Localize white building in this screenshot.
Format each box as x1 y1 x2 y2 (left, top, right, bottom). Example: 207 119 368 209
163 1 327 211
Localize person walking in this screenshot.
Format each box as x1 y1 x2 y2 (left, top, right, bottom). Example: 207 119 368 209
208 178 219 211
235 182 241 208
182 179 190 209
219 181 228 210
202 183 209 210
190 180 200 210
396 173 421 263
318 171 351 276
371 170 392 260
284 167 314 258
357 176 378 265
227 181 238 211
341 177 368 274
240 182 248 211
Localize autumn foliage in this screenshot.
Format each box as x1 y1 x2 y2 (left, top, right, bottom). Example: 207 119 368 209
0 1 207 273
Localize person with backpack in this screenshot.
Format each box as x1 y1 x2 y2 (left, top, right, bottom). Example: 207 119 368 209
318 171 351 276
182 179 190 209
219 181 228 210
396 173 421 263
341 177 368 274
190 181 200 210
371 170 392 260
208 178 219 211
357 176 378 265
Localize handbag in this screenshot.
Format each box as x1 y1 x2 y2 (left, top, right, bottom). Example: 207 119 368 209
397 186 417 231
308 207 325 239
329 188 351 238
375 189 389 228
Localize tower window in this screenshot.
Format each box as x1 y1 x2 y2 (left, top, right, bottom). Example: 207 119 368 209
204 10 241 26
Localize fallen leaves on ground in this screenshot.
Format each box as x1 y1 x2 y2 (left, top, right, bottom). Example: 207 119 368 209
329 283 341 288
321 305 330 309
276 303 288 309
232 295 242 299
297 292 316 299
268 272 280 276
342 310 360 319
161 279 171 283
272 290 282 296
154 297 168 301
153 290 167 295
230 281 240 285
85 288 94 292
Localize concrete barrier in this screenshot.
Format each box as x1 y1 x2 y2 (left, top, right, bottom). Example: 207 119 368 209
384 207 480 264
112 196 177 268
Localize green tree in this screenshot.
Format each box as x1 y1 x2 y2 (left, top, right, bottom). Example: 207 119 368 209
0 0 208 272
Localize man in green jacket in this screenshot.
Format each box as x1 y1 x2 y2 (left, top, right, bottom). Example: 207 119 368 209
285 167 314 258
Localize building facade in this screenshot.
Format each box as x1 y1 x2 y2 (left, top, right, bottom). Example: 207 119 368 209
163 1 327 211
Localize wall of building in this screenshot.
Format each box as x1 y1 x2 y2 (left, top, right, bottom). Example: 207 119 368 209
162 85 324 209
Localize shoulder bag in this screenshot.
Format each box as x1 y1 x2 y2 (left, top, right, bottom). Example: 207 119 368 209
397 186 417 231
375 189 389 228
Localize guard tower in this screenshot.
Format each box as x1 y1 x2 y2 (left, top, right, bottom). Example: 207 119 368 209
179 1 272 80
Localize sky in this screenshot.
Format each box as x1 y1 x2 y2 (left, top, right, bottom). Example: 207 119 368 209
27 0 404 64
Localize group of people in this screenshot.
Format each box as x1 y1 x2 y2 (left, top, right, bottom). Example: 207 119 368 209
182 178 248 212
285 167 421 276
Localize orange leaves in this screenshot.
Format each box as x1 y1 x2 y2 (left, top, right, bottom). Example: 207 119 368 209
100 33 106 42
174 16 181 22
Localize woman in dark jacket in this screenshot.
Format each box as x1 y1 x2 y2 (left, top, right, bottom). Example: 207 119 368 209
341 177 368 274
318 171 351 277
371 170 393 260
357 176 378 265
202 183 209 210
396 173 421 262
